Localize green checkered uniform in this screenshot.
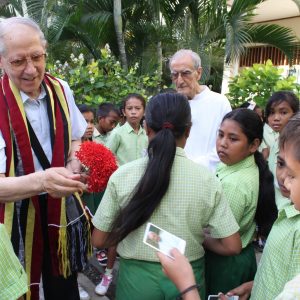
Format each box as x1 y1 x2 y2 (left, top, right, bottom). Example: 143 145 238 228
106 122 148 166
0 224 28 300
92 147 239 300
274 273 300 300
206 155 258 295
251 204 300 299
259 123 279 153
92 127 111 145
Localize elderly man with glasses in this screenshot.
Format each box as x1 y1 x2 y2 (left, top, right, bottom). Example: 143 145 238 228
169 49 231 171
0 17 90 300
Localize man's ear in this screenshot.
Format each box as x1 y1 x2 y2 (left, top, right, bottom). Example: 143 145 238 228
196 67 202 81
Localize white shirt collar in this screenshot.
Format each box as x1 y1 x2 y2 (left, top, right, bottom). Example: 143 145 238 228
20 85 47 104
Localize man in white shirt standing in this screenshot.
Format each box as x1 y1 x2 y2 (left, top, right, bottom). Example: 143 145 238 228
169 49 231 171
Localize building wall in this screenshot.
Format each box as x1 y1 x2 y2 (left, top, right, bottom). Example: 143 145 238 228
222 16 300 94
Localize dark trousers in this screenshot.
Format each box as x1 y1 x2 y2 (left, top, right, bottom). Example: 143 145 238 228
40 195 80 300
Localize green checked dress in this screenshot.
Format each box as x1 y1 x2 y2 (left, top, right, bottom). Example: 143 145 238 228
205 155 258 295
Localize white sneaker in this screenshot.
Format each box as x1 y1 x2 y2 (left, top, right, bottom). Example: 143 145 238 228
78 284 90 300
95 274 113 296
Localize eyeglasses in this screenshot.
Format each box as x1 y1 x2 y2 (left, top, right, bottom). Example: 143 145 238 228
170 70 195 80
8 53 46 70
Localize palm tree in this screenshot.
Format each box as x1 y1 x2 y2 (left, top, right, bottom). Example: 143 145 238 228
0 0 299 90
113 0 128 70
178 0 299 88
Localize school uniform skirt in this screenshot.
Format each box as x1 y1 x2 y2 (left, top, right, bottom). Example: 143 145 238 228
116 257 205 300
205 243 257 296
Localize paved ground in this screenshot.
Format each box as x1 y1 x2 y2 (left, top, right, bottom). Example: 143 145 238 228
78 256 118 300
78 272 108 300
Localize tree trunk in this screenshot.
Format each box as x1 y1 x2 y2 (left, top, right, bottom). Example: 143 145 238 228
157 40 162 81
113 0 128 72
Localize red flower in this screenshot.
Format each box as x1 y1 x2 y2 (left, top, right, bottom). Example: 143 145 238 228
76 141 117 192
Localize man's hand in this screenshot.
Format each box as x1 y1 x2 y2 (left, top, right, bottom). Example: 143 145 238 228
41 167 86 198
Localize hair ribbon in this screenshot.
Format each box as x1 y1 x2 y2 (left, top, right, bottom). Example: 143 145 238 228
162 122 174 130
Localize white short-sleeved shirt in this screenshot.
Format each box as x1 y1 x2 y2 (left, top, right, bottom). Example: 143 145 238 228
184 86 232 172
0 78 87 173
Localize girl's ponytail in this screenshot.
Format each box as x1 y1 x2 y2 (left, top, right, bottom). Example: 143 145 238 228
254 151 277 237
106 93 191 245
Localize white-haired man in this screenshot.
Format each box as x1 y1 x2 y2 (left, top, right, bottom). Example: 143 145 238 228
169 49 231 171
0 17 89 300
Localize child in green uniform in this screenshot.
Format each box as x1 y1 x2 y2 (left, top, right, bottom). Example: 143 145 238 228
78 104 97 214
93 103 120 145
107 93 148 166
78 104 95 142
92 103 120 211
95 97 146 295
91 93 242 300
205 108 277 296
265 91 299 210
219 113 300 300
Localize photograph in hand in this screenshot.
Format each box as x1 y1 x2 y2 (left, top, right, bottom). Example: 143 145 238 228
143 222 186 259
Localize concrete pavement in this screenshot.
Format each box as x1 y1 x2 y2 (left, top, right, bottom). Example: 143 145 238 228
78 273 109 300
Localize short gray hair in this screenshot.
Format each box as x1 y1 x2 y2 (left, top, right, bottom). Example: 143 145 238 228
0 17 47 55
169 49 201 70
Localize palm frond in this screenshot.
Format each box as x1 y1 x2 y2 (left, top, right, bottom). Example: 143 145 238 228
228 0 265 19
247 23 299 61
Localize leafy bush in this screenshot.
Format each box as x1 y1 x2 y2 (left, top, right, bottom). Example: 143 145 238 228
227 60 300 108
47 47 161 107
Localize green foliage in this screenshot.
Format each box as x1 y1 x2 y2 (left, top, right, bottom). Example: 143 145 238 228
47 47 161 107
227 60 300 108
1 0 299 92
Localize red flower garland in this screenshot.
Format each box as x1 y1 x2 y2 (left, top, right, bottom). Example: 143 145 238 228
76 141 118 193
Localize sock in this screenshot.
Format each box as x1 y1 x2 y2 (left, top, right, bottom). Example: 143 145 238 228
105 268 113 276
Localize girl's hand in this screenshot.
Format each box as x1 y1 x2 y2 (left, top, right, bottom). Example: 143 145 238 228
218 281 253 300
157 248 196 292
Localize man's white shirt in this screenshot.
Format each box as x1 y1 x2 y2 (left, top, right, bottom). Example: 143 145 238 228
184 86 231 171
0 78 87 173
